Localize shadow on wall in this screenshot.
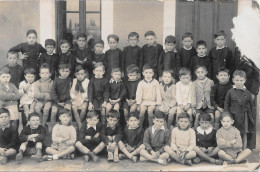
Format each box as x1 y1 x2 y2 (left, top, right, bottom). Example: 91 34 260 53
0 1 40 65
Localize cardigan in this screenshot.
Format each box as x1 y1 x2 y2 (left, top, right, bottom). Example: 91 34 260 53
19 125 46 147
0 124 19 149
158 50 181 77
51 77 72 104
125 79 140 100
104 48 122 78
88 77 109 103
39 53 59 75
142 44 163 72
189 55 211 80
210 82 232 109
176 81 193 106
178 47 197 68
121 45 143 73
19 80 35 107
0 82 22 108
34 78 53 101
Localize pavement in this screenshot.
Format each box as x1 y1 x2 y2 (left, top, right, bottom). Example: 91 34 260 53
0 150 259 171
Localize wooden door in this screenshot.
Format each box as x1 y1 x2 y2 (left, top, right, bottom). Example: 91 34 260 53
175 0 238 51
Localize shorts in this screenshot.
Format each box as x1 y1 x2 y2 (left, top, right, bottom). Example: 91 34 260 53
123 101 137 110
157 104 176 114
92 98 104 111
196 107 214 114
81 140 100 152
52 100 71 111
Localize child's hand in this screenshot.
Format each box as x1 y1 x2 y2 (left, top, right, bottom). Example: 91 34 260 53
62 136 70 142
184 104 190 111
230 139 236 145
126 144 134 152
159 77 162 82
58 103 65 107
107 136 113 141
109 99 115 105
151 151 157 159
207 147 214 154
85 136 91 140
179 151 186 159
94 133 99 138
76 57 83 64
217 107 224 113
20 53 28 59
0 148 5 156
200 147 207 153
155 151 161 158
137 105 140 111
88 103 94 110
102 102 107 108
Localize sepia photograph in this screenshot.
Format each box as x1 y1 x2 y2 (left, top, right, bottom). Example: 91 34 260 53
0 0 259 171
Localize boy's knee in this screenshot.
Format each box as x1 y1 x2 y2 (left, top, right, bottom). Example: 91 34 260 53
75 141 82 148
164 145 171 152
193 146 200 152
118 141 125 150
218 150 225 156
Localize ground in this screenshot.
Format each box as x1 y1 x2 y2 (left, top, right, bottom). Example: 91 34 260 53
0 150 259 171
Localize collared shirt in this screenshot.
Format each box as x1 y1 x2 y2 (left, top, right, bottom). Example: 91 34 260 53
233 85 246 91
196 126 213 135
152 125 165 134
109 78 122 84
0 124 10 131
143 78 153 84
216 46 226 50
87 125 96 131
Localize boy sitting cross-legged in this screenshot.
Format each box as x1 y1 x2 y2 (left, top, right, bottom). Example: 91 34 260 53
16 112 46 162
139 110 170 166
75 110 103 163
118 111 145 163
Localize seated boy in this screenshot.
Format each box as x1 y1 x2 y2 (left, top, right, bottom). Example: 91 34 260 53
75 110 103 163
106 67 126 113
193 113 223 165
0 108 18 165
0 67 22 129
139 110 170 165
157 70 177 128
16 112 46 162
164 113 196 166
34 63 53 127
118 111 145 162
136 64 162 127
88 63 109 124
100 109 123 163
123 64 140 122
50 63 72 126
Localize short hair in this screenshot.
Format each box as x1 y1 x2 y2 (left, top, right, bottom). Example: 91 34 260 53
59 39 71 47
94 63 105 71
182 32 193 40
194 65 207 72
75 65 86 73
7 50 18 58
24 67 36 75
144 31 156 37
76 33 87 40
162 70 177 80
214 30 227 39
217 67 230 75
153 110 166 119
142 64 154 72
107 34 119 42
58 109 72 117
127 64 139 74
111 67 121 73
106 109 120 119
28 112 41 121
88 38 95 48
198 113 211 122
58 63 71 70
165 35 176 44
45 39 56 47
128 32 139 39
39 63 51 73
221 111 233 120
177 112 190 120
26 29 37 37
0 108 9 116
128 111 139 120
179 67 191 77
232 70 246 79
86 110 100 119
196 40 207 48
0 67 10 75
94 39 104 46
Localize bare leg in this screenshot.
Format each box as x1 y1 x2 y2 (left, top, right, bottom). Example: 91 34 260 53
194 113 200 129
123 109 129 122
75 141 90 154
130 104 137 113
113 103 120 112
218 150 234 161
80 102 88 122
194 146 215 164
92 142 105 154
72 105 82 129
167 107 176 129
139 105 147 128
147 105 155 127
118 141 134 160
209 113 214 127
101 108 106 124
187 108 193 128
140 149 160 163
242 134 247 150
106 103 113 114
208 147 221 157
4 148 16 157
23 104 30 120
164 146 185 164
235 149 251 163
50 106 58 125
214 110 221 130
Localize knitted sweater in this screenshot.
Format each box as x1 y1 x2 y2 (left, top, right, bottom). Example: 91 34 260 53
34 78 53 101
0 82 22 108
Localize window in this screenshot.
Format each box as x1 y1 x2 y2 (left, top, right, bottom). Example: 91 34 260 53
56 0 101 47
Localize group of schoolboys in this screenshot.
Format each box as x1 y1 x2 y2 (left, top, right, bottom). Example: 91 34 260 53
0 29 255 166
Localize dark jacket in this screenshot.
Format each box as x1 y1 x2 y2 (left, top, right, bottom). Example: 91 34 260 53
158 50 181 77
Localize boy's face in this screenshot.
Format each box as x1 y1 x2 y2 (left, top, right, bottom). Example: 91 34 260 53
199 120 211 130
45 45 55 54
0 113 10 126
142 69 154 81
60 43 70 54
107 117 118 128
128 72 138 81
29 116 40 129
182 37 193 49
76 37 87 48
0 73 11 85
232 75 246 89
221 116 233 130
59 114 71 125
39 68 51 80
93 66 105 78
127 116 139 129
86 116 99 127
162 72 174 85
94 43 104 54
24 74 35 84
216 71 230 84
75 69 86 81
26 33 37 45
59 68 70 79
108 38 118 50
145 35 156 46
195 67 207 80
128 36 138 47
180 74 191 85
178 117 190 130
165 43 175 52
153 117 165 130
196 45 207 56
7 53 18 67
214 36 226 48
111 71 121 81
